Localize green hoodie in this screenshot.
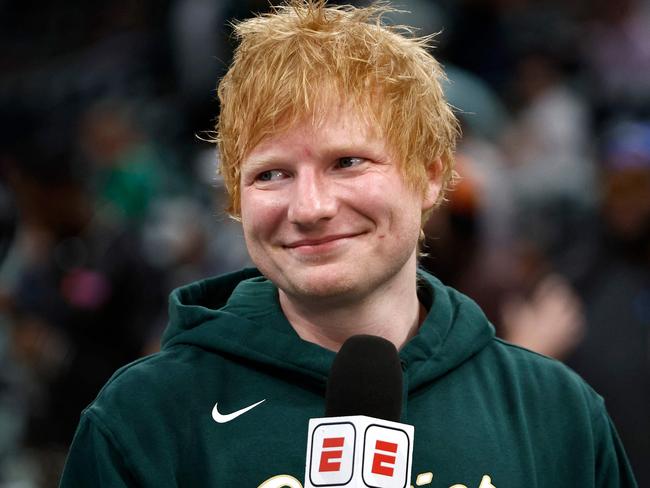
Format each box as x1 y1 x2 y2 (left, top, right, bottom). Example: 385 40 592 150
60 268 637 487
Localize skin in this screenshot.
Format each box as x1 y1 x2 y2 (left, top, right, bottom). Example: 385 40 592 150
239 107 440 351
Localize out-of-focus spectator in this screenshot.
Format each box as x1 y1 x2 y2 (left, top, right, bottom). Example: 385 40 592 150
566 120 650 486
141 193 251 290
583 0 650 113
0 104 167 486
502 51 596 211
501 274 586 359
80 101 171 225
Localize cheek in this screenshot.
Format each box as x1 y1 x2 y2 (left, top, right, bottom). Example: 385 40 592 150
240 192 287 239
386 195 424 246
354 180 422 227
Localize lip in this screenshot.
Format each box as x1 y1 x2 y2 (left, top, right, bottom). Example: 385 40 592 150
284 233 362 249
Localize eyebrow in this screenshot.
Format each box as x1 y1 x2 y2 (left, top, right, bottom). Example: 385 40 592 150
240 156 283 175
243 141 384 167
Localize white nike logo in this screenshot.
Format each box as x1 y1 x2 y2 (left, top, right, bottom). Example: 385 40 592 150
211 399 266 423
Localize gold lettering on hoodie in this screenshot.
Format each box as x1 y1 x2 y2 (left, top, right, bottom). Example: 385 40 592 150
450 474 496 488
259 472 496 487
258 474 302 488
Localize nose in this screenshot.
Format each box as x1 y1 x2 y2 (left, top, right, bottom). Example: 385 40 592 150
287 170 338 226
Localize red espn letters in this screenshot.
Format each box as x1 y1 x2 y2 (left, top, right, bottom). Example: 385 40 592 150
306 418 413 488
371 440 398 477
318 437 398 477
319 437 345 472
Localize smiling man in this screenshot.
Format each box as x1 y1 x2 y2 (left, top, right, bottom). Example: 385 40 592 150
60 1 637 487
239 108 440 350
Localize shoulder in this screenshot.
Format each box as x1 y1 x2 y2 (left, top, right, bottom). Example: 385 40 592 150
487 337 588 382
82 345 211 426
480 337 605 419
65 346 216 485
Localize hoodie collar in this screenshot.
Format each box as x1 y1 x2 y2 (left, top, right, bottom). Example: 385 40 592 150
162 268 494 392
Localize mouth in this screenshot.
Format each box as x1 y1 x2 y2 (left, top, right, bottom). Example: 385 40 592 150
284 233 363 250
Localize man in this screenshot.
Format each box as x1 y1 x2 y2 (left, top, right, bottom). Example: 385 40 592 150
60 1 637 486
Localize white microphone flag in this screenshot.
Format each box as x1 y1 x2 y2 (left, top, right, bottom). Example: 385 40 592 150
304 415 414 488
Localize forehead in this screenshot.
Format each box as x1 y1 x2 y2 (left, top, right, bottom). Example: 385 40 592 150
243 106 387 163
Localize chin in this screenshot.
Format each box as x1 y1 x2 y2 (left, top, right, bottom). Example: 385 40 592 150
280 268 363 301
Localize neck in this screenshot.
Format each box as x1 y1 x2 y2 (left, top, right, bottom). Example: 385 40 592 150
279 258 424 352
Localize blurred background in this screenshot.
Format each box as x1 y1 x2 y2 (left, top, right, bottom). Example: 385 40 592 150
0 0 648 486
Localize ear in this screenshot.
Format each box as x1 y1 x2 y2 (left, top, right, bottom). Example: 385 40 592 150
421 158 443 211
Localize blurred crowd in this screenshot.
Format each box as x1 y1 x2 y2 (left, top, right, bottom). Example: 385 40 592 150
0 0 648 486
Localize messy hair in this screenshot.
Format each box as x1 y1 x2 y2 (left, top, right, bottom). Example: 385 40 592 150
216 0 459 218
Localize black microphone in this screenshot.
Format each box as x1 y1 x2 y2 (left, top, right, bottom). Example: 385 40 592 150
325 334 403 421
305 335 414 488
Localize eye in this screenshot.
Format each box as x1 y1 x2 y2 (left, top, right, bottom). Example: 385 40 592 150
337 157 364 169
256 169 286 182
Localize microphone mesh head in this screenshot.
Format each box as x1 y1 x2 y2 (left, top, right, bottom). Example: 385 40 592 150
325 335 403 422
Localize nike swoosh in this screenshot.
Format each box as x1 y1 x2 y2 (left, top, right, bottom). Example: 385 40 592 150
212 399 266 423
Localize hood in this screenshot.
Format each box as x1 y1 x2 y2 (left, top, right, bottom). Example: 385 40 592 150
161 267 495 392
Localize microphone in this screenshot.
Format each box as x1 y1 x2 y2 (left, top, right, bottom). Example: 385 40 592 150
304 335 414 488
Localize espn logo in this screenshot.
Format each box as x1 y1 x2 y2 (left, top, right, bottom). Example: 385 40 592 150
305 416 413 488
